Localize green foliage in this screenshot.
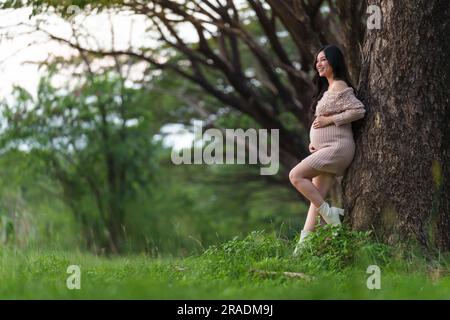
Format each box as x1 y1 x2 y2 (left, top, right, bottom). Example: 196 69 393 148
0 215 15 245
0 69 161 253
294 224 393 273
122 155 304 257
0 87 305 256
0 149 77 249
172 226 396 287
196 230 288 279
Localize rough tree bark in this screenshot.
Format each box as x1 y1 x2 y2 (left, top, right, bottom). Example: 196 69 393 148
343 0 450 251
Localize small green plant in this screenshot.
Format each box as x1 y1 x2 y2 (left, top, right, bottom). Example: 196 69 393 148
293 223 392 273
204 230 285 259
194 230 289 279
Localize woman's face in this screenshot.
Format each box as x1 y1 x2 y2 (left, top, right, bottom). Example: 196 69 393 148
316 51 333 78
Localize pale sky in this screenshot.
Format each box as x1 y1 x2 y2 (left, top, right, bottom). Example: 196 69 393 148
0 7 156 99
0 7 195 149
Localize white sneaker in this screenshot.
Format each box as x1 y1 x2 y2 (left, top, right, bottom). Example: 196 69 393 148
293 230 311 257
316 202 344 226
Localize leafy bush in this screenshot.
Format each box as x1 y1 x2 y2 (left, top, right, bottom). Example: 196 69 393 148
189 230 289 280
293 223 392 273
172 225 397 283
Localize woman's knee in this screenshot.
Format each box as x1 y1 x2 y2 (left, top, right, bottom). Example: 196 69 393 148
289 168 301 185
289 167 307 186
288 168 297 184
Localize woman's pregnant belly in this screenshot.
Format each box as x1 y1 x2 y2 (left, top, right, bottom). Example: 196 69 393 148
310 123 354 150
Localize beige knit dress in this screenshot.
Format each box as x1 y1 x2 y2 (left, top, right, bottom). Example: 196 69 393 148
302 87 366 176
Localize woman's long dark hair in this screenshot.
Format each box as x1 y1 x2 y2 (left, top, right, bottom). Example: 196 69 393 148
310 45 354 121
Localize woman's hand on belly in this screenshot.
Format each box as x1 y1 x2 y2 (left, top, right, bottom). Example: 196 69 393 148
309 143 317 153
312 115 333 129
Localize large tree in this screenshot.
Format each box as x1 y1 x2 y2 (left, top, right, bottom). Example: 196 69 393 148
342 0 450 251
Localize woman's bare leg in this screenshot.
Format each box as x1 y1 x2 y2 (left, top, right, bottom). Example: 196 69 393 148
289 161 326 207
303 173 336 231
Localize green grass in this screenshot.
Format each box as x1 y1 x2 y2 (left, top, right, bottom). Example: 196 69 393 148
1 226 449 299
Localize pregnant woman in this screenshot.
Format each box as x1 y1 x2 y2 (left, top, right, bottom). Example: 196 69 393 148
289 45 366 256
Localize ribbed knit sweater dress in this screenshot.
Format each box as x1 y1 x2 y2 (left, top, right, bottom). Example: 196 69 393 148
302 87 366 176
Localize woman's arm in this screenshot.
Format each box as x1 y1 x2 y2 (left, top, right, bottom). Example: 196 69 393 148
331 91 366 126
314 91 366 128
331 108 366 126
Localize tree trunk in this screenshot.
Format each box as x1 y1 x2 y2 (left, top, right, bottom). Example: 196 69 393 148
343 0 450 251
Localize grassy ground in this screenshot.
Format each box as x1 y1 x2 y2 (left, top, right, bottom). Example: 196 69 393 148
1 226 449 299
